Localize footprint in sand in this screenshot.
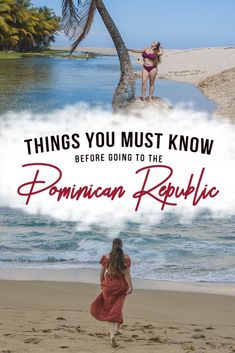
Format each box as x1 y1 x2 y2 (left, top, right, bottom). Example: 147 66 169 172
24 337 42 344
2 350 12 353
183 345 196 351
75 327 86 333
143 324 155 329
206 341 216 348
42 329 52 333
87 332 107 338
94 333 107 338
59 346 69 349
193 328 203 332
206 326 214 330
56 317 67 321
148 336 168 343
192 334 206 339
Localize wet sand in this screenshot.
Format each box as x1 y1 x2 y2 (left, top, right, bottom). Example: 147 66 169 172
0 279 235 353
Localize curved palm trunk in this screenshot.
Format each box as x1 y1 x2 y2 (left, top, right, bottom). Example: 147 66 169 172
95 0 135 111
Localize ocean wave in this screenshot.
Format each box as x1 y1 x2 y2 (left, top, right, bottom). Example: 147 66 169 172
0 208 234 282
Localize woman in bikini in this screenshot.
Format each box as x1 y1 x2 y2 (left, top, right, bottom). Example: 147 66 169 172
90 238 133 348
129 41 163 102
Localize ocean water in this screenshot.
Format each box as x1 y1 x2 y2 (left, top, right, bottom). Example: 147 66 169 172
0 208 234 282
0 54 233 283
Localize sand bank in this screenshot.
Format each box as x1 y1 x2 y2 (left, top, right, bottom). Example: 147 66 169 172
157 47 235 121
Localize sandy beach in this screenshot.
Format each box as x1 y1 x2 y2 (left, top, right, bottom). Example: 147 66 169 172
0 278 235 353
67 46 235 121
157 47 235 121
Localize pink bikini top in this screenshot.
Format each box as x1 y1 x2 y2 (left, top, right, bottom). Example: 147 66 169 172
142 50 157 60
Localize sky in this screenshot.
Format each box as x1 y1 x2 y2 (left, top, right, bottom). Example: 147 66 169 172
32 0 235 49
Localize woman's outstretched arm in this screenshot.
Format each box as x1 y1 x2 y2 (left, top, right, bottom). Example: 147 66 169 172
128 48 146 53
124 268 133 294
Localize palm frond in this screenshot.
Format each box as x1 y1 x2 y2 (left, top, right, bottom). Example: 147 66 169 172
62 0 96 53
62 0 80 35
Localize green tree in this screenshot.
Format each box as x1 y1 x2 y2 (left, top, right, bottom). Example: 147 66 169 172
31 7 60 50
0 0 60 51
0 0 18 47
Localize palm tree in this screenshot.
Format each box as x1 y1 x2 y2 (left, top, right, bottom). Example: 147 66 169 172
62 0 135 111
0 0 17 48
0 0 60 51
33 7 60 50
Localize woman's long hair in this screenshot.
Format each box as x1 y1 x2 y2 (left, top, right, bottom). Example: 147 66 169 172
153 41 161 64
108 238 126 276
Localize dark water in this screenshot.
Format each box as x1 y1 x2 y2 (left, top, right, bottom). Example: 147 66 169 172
0 55 215 113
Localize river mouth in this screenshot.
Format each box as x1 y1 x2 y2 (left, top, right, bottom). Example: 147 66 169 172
0 55 215 114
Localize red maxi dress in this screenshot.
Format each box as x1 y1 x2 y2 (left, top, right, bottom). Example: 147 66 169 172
90 254 131 324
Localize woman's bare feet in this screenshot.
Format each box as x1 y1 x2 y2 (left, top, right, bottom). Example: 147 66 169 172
111 336 119 348
141 97 146 102
149 97 153 103
115 323 121 335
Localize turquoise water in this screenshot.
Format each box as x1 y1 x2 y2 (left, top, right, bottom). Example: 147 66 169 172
0 55 215 113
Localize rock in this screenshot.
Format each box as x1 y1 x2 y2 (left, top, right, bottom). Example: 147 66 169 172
124 96 172 115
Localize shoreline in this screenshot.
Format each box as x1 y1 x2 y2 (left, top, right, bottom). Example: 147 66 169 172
54 45 235 121
1 46 234 120
0 267 234 296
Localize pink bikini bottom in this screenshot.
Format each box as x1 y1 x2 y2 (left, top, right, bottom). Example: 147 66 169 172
143 65 157 73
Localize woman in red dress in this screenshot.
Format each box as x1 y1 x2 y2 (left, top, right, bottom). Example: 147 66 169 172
90 238 133 347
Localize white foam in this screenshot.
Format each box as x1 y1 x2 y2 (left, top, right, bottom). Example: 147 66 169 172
0 104 234 230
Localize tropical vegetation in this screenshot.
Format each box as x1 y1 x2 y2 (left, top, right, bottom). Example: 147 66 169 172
0 0 60 51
